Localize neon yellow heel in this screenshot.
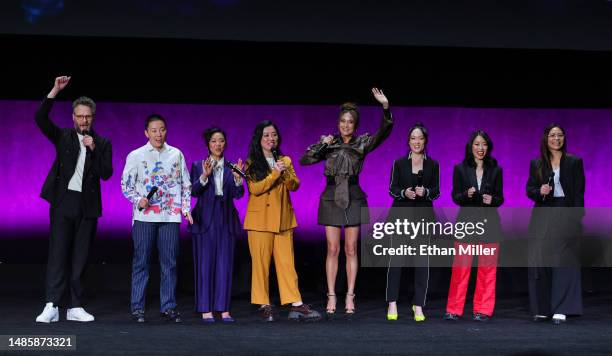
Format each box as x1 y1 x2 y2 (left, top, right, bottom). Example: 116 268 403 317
413 305 426 322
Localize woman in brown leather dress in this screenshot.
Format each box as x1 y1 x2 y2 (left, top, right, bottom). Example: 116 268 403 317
300 88 393 319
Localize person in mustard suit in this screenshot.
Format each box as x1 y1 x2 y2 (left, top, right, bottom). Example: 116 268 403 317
244 120 321 322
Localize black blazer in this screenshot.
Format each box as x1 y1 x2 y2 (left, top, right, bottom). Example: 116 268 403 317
389 154 440 207
35 98 113 218
452 161 504 242
526 154 585 207
452 162 504 207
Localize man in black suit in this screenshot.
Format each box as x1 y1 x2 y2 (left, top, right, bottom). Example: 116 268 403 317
35 76 113 323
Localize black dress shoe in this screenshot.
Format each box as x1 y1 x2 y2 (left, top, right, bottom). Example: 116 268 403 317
132 310 146 323
444 313 459 321
162 309 182 323
473 313 490 322
288 304 322 322
258 305 274 322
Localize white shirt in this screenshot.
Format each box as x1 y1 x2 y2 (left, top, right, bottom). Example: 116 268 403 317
553 168 565 197
121 142 191 223
200 157 225 196
67 133 86 192
200 157 244 195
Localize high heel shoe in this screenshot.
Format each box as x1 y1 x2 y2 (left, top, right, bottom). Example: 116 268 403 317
326 294 336 321
412 305 426 322
345 293 356 320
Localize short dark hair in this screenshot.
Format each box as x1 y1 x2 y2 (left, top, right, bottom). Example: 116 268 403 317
72 96 96 115
145 113 167 130
202 127 227 152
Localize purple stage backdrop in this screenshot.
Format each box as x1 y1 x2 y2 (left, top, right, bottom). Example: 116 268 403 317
2 100 610 238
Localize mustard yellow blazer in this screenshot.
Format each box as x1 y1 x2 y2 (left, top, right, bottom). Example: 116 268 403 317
244 156 300 233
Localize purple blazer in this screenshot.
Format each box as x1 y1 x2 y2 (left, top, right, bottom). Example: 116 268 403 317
188 160 244 235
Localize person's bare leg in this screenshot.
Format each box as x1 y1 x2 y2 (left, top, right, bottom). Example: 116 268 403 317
388 301 397 315
344 226 359 312
413 306 424 318
325 226 341 312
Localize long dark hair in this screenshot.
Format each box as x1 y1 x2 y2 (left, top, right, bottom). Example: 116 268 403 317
463 130 497 168
537 123 567 182
245 120 283 182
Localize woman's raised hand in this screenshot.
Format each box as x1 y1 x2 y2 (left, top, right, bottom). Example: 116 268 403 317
371 87 389 109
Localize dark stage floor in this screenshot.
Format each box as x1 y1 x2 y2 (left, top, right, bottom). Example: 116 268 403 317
2 292 612 355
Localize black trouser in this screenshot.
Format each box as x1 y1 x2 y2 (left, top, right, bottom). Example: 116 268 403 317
528 197 582 316
386 266 429 306
528 267 582 316
46 190 97 307
385 237 430 306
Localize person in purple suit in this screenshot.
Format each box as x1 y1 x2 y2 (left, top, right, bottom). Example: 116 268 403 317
189 127 245 323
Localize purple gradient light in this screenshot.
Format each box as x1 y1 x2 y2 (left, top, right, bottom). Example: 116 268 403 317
3 100 610 239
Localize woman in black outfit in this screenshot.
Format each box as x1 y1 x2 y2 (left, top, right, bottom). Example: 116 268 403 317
526 123 585 325
385 123 439 321
444 130 504 322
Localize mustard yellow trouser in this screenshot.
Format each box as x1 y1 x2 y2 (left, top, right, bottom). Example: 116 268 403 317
247 229 302 305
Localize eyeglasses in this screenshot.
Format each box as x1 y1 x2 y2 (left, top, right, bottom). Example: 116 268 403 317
548 134 565 139
74 114 93 120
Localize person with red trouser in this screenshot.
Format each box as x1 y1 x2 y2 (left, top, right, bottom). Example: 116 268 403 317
444 130 504 322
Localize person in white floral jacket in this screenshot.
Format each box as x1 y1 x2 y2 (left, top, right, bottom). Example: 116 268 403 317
121 113 192 323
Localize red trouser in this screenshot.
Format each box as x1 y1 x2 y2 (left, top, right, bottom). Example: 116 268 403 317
446 241 499 317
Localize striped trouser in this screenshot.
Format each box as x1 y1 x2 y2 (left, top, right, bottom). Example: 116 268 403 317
131 221 180 313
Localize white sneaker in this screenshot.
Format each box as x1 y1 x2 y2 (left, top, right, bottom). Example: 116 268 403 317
552 313 566 320
552 313 566 324
66 307 95 322
36 302 59 323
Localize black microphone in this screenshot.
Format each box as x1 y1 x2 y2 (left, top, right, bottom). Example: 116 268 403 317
315 143 328 156
547 172 555 186
226 160 247 179
417 170 424 187
543 171 555 202
139 186 158 211
315 135 336 156
271 149 285 175
481 181 491 195
82 129 92 153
